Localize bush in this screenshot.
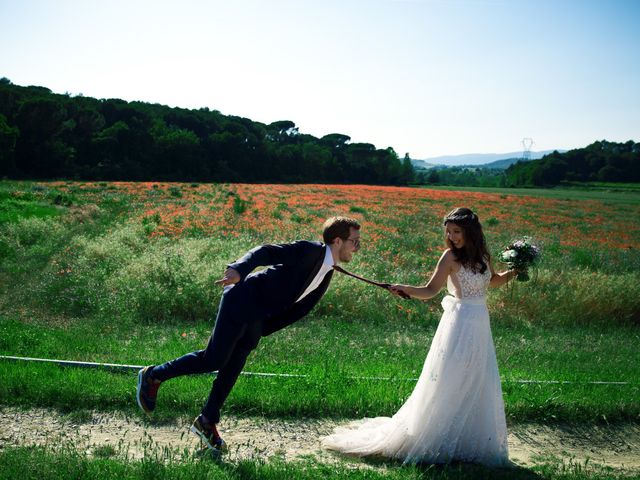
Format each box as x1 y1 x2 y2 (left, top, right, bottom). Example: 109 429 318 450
40 222 150 316
38 221 244 322
0 217 65 265
489 269 640 327
106 238 223 322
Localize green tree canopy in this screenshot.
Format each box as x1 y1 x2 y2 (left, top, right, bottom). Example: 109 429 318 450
0 80 413 185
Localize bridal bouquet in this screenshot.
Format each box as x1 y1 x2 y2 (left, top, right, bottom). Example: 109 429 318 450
499 237 541 281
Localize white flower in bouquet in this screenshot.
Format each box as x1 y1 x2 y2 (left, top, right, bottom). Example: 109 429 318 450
501 249 518 261
499 237 541 281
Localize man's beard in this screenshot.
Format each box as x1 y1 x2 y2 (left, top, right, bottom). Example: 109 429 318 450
339 251 352 263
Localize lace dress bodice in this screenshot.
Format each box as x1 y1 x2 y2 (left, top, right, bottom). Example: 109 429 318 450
447 263 491 299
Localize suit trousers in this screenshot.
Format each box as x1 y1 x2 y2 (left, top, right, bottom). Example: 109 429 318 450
152 284 264 423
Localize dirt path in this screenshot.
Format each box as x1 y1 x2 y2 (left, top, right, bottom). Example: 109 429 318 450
1 408 639 472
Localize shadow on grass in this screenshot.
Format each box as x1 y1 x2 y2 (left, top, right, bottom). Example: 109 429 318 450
200 449 545 480
355 455 543 479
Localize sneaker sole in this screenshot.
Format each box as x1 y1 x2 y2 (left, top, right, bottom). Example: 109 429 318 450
136 368 151 414
190 425 228 453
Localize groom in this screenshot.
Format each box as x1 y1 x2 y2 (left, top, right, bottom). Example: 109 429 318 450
136 216 361 452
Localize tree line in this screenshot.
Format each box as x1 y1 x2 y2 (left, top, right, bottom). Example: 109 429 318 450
504 140 639 186
0 78 414 185
415 166 507 188
412 141 639 188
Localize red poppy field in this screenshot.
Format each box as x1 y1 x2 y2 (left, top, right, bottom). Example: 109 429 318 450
38 181 638 251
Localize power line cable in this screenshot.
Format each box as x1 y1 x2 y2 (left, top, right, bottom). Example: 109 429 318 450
0 355 632 385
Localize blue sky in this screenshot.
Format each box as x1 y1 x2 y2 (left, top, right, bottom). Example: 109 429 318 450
1 0 638 158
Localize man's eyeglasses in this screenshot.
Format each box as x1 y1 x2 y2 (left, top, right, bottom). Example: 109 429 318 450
346 237 360 248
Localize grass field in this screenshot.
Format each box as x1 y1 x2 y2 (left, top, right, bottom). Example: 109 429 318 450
1 180 639 478
2 444 637 480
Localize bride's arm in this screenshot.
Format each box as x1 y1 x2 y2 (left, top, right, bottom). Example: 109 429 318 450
489 260 517 288
391 250 454 300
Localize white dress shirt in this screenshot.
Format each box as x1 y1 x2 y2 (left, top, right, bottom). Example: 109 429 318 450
295 245 334 303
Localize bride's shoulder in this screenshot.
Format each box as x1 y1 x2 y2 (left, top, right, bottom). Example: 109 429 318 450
439 249 462 272
441 248 455 260
439 249 459 267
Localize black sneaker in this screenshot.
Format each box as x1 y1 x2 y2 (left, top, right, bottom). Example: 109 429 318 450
190 415 227 453
136 366 160 414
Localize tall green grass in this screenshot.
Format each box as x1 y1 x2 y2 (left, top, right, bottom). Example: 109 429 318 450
2 212 638 326
1 314 638 423
0 445 636 480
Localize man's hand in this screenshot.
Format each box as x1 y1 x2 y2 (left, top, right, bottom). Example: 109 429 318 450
215 268 241 286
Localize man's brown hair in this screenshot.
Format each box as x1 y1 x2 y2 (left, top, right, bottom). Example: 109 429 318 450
322 216 361 244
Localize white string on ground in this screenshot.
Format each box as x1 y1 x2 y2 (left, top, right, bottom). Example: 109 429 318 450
0 355 633 385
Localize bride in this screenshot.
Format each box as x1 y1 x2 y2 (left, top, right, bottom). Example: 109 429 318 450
323 207 518 467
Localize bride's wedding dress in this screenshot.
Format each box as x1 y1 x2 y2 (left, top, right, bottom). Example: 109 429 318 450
323 264 509 466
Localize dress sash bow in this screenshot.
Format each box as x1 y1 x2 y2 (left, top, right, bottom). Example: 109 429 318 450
441 295 487 313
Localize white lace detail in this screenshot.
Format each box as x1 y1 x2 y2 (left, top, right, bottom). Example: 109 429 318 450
447 263 491 299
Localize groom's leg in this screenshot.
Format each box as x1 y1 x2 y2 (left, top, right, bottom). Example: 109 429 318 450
151 288 251 382
151 319 245 381
201 319 262 423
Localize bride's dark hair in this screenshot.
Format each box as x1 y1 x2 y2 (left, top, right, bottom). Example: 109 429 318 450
443 207 490 274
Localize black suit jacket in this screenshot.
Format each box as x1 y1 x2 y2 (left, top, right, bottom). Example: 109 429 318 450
226 240 333 336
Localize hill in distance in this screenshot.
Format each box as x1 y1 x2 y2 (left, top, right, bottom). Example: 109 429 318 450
412 150 565 170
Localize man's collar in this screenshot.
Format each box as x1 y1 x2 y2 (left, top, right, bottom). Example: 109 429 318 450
324 244 335 267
